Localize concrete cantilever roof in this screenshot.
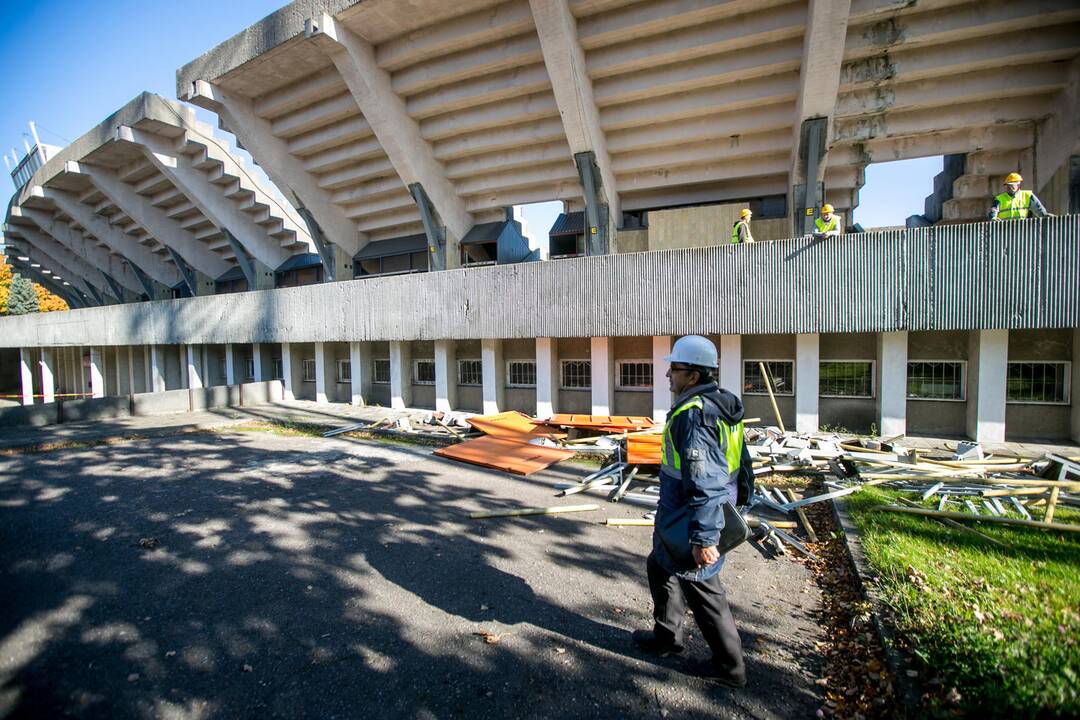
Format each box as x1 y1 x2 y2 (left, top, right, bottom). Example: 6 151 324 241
176 0 1080 253
3 92 315 302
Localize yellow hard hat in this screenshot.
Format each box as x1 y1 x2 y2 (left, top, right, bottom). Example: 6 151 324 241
1004 172 1023 184
740 208 752 218
821 204 834 213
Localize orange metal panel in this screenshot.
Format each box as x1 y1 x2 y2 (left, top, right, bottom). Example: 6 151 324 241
468 411 565 439
542 414 656 431
433 436 575 476
626 433 662 466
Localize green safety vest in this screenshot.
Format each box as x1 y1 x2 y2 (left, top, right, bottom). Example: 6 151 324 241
815 215 839 234
995 190 1033 219
660 395 744 476
730 220 752 244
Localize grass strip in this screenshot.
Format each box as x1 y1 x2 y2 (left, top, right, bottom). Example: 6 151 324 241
844 487 1080 717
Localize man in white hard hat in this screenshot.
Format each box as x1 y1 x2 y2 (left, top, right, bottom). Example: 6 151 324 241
632 335 751 688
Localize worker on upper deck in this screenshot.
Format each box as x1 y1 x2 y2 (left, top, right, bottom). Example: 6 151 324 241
730 209 754 244
989 172 1049 221
812 204 841 239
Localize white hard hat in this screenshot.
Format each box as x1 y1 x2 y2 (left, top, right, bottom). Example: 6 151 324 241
665 335 718 369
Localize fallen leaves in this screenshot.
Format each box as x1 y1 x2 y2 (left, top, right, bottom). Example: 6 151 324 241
473 630 512 645
138 537 159 549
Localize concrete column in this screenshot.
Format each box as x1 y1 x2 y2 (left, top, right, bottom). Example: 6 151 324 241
536 337 558 417
19 349 34 406
652 336 672 423
314 342 329 404
350 341 371 406
1072 329 1080 444
389 341 412 410
795 334 819 434
719 335 742 399
116 346 131 396
127 347 136 394
150 346 166 393
177 345 188 389
144 346 152 392
281 342 295 401
590 336 615 416
481 339 504 415
252 343 265 382
40 349 56 404
434 340 457 412
966 329 1008 443
225 344 236 386
186 345 204 389
877 331 908 438
89 347 105 399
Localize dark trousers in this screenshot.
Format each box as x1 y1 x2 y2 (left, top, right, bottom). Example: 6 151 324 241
647 551 745 681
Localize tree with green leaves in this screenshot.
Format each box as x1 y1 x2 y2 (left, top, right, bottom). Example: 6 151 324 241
7 274 40 315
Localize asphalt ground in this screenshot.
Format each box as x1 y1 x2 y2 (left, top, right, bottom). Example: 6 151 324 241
0 429 825 719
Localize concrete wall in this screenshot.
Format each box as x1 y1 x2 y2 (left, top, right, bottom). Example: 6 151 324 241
503 338 535 414
616 229 649 254
132 388 191 416
1006 328 1073 440
741 334 795 428
613 336 653 417
906 330 969 437
556 337 591 414
290 342 316 401
455 339 482 412
819 333 876 433
411 340 435 410
648 204 789 250
369 341 391 406
325 342 350 403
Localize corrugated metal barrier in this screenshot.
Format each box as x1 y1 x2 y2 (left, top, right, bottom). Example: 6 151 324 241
1 217 1077 348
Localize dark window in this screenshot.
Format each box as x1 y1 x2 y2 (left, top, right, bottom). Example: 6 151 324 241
1007 362 1069 403
819 362 874 398
743 361 794 396
907 362 965 400
561 360 591 389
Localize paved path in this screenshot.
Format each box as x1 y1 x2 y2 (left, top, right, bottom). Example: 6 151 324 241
0 430 824 719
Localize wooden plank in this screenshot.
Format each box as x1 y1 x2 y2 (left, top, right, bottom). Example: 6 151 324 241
467 411 565 439
785 489 818 543
469 503 599 519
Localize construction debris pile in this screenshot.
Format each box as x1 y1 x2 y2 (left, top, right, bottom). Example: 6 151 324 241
329 409 1080 545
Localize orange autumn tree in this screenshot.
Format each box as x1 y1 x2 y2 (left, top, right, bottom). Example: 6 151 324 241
0 256 10 313
34 282 69 312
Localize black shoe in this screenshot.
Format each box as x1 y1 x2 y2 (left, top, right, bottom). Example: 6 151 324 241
632 629 684 657
685 657 747 688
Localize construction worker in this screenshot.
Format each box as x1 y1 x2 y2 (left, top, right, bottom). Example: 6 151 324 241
730 209 754 244
989 172 1049 220
812 204 841 239
632 335 751 688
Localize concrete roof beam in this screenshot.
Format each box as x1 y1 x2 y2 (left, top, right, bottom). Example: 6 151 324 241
1035 55 1080 189
432 116 567 161
832 98 1051 144
619 175 789 212
611 129 793 174
329 175 409 207
309 14 473 241
607 101 795 153
254 68 349 120
314 156 397 191
444 139 573 180
341 191 417 220
8 225 119 300
270 93 362 139
418 91 559 143
5 241 101 303
406 63 552 121
390 32 544 98
452 160 580 196
530 0 620 218
70 160 231 279
585 1 806 80
184 79 363 255
287 116 375 157
304 141 389 175
616 153 790 192
576 0 779 50
461 179 584 212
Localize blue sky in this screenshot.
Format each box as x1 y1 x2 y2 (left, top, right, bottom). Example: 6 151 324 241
2 1 939 238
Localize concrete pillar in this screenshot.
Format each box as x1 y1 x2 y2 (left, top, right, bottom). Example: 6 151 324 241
652 336 671 423
127 347 136 394
144 346 152 392
252 343 265 382
536 337 558 418
1072 329 1080 444
186 345 204 389
150 346 166 393
966 329 1008 443
719 335 742 399
116 346 131 395
481 339 504 415
434 340 457 412
19 349 34 405
795 334 819 434
225 344 236 386
350 341 371 406
590 336 615 416
389 341 412 410
314 342 329 404
40 349 56 404
89 347 105 399
877 331 908 438
177 345 188 390
281 342 295 401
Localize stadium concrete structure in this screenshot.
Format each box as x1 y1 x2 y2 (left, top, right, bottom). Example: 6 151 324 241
1 0 1079 444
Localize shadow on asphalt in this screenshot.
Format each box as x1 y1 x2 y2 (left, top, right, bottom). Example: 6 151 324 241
0 432 820 719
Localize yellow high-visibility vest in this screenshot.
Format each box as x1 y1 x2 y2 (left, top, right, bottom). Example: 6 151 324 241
815 215 839 234
995 191 1033 219
660 396 744 475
